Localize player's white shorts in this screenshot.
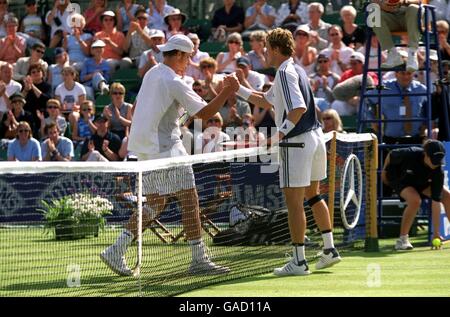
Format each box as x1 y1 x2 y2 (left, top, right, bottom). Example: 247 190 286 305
137 143 196 195
279 128 327 188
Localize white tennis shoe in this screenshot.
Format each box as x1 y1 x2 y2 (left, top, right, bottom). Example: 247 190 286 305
189 258 230 275
100 246 133 276
315 248 342 270
395 238 414 251
274 260 311 276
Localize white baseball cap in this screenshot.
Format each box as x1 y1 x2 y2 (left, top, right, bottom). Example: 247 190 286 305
149 29 165 39
157 34 194 54
91 39 106 48
101 10 115 18
350 52 365 63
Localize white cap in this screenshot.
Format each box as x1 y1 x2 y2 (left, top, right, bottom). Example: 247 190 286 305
294 24 310 36
149 29 165 38
101 10 115 17
350 52 365 63
157 34 194 54
420 48 438 61
91 39 106 48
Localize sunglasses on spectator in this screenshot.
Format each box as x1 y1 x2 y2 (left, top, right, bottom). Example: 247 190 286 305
207 118 221 124
82 108 93 111
317 59 328 63
112 91 124 95
201 65 214 69
47 105 59 109
322 117 333 120
228 40 240 44
18 129 30 133
329 33 339 37
35 49 45 54
137 16 148 20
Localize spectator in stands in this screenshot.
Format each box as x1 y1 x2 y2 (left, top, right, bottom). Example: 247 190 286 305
95 11 132 73
124 7 152 66
339 52 378 84
194 112 230 153
36 99 68 139
244 0 277 33
55 66 86 115
45 0 74 48
19 0 46 48
146 0 173 31
63 13 93 71
71 100 96 147
357 34 386 71
293 25 317 76
84 0 108 34
371 0 421 72
320 109 344 133
116 0 140 34
0 0 10 38
302 2 330 51
80 39 111 99
199 57 224 102
320 25 354 76
22 63 51 133
163 8 189 39
415 49 439 93
220 92 251 128
0 62 22 118
41 122 74 161
47 47 70 93
253 82 275 137
211 0 245 39
13 42 48 82
0 15 26 65
216 32 244 74
246 30 268 71
102 82 132 140
186 33 210 81
80 114 121 161
340 5 365 50
276 0 309 30
7 120 41 161
137 28 165 77
366 70 427 145
1 93 34 140
234 56 266 91
235 113 265 145
192 80 209 100
309 52 340 108
437 20 450 61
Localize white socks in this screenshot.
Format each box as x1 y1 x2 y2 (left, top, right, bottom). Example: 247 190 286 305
113 230 134 255
400 234 409 241
189 238 208 262
292 244 305 265
322 231 335 249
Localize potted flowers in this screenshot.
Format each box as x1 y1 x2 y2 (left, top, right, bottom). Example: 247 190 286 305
39 192 113 240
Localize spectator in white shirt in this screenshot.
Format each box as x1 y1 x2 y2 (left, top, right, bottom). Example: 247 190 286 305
138 28 165 77
320 25 354 76
0 62 22 118
234 56 266 91
195 112 230 154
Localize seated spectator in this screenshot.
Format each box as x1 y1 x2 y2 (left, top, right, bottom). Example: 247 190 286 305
41 122 74 161
0 0 10 37
95 11 132 73
71 100 96 147
84 0 108 34
22 64 51 132
320 25 354 76
211 0 245 40
194 113 230 154
13 42 48 82
47 47 70 93
138 28 165 77
186 33 210 80
293 25 317 75
437 20 450 61
7 121 41 161
339 52 378 84
80 39 111 99
321 109 344 133
102 83 132 140
415 49 439 93
366 70 427 145
163 8 189 39
116 0 140 34
124 7 152 66
235 56 266 91
0 62 22 118
0 15 26 65
371 0 421 71
80 114 121 161
19 0 46 48
244 0 276 33
302 2 331 51
253 82 275 137
36 99 68 139
276 0 309 30
55 66 86 117
309 52 340 109
246 30 268 71
192 80 209 100
340 5 365 50
235 113 265 145
63 13 93 71
357 34 387 71
45 0 74 48
216 32 244 74
146 0 174 31
199 57 224 102
0 93 34 140
220 93 251 128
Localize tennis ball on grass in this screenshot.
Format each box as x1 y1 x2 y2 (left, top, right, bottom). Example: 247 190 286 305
432 238 442 248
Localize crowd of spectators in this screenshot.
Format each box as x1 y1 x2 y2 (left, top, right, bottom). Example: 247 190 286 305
0 0 449 161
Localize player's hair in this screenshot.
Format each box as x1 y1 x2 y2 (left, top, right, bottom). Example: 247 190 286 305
44 122 59 135
267 28 295 57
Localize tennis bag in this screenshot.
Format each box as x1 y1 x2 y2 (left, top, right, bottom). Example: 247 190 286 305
212 204 291 245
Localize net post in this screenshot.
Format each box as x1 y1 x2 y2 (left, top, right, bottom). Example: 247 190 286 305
136 171 143 291
365 134 379 252
328 131 337 228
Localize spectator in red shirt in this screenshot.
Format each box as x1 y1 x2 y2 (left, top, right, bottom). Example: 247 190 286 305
0 15 26 65
339 52 378 85
84 0 108 34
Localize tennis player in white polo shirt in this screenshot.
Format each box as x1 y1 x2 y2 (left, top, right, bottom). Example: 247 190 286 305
235 28 342 276
100 34 239 276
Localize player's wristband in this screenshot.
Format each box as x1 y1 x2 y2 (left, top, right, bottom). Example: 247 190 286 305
278 119 295 136
237 85 252 101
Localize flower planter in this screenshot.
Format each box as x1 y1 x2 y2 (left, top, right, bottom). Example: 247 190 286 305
54 219 100 240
